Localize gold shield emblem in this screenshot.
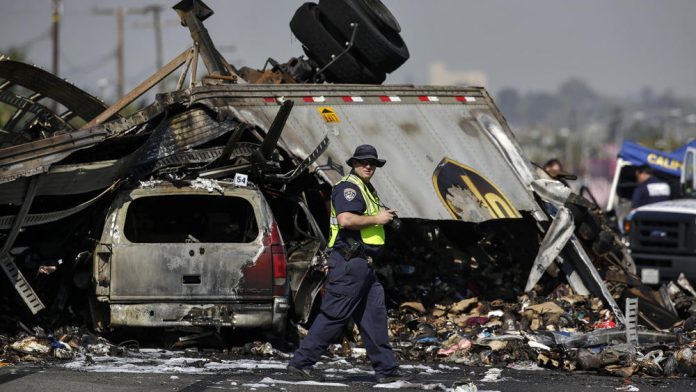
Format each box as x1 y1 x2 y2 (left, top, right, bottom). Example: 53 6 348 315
432 157 521 220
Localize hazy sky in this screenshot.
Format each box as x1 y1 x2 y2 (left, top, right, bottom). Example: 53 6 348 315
2 0 695 100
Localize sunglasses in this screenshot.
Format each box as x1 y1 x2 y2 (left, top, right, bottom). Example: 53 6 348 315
356 159 379 166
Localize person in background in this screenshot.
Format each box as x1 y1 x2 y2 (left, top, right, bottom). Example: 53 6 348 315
541 158 577 187
631 164 670 209
543 158 564 179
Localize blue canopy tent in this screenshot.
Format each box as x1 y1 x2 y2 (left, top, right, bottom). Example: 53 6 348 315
618 140 696 177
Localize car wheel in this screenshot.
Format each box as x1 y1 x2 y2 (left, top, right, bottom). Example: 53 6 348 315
290 2 385 84
317 0 409 73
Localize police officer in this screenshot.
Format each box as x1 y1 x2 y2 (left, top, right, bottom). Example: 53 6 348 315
631 164 670 209
287 144 403 383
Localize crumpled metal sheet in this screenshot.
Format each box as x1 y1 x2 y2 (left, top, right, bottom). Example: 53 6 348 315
0 59 111 122
0 127 109 184
525 206 576 292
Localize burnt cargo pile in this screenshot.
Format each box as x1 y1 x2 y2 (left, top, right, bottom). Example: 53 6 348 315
0 0 695 379
379 235 696 377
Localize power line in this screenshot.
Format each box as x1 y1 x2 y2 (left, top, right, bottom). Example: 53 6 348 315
60 48 116 77
11 29 51 51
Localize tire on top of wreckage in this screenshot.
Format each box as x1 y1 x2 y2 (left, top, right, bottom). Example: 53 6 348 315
290 2 385 84
317 0 409 74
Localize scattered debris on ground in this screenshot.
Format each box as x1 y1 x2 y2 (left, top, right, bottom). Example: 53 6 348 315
376 254 696 378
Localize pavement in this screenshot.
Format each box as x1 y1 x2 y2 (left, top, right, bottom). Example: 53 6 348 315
1 357 694 392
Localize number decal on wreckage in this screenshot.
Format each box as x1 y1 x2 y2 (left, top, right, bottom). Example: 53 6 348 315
432 157 521 220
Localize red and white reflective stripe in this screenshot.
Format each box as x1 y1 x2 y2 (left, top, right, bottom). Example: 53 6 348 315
267 95 478 103
342 96 364 102
379 96 401 102
303 96 326 103
455 96 477 103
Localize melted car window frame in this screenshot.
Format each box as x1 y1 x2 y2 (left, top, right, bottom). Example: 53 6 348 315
123 194 259 244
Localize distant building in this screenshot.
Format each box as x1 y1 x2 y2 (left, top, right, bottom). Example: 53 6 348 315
429 62 488 87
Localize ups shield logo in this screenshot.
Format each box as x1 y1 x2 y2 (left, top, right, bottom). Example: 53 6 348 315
432 158 521 221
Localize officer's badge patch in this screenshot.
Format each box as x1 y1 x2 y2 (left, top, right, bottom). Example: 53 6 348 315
343 188 357 201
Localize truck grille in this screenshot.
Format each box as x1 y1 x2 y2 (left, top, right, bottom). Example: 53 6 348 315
635 220 681 249
629 211 692 254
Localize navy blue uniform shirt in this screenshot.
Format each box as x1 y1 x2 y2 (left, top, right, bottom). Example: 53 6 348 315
331 180 382 258
632 177 670 209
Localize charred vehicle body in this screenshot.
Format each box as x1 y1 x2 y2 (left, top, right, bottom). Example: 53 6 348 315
0 0 681 341
91 182 291 333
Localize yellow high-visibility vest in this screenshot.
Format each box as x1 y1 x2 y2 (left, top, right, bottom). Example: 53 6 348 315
328 174 385 247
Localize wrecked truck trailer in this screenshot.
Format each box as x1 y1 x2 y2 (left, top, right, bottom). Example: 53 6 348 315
0 80 664 334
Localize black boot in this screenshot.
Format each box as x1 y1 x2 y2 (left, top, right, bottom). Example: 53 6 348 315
376 368 410 383
287 364 322 381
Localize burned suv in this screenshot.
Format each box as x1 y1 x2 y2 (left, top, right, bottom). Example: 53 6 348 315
89 181 290 332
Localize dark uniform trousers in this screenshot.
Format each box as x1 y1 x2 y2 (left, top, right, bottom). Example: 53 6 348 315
289 250 397 377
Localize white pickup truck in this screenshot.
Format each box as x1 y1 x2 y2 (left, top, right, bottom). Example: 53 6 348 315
624 147 696 284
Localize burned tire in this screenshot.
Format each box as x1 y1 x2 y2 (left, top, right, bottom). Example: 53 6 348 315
290 2 385 84
317 0 409 73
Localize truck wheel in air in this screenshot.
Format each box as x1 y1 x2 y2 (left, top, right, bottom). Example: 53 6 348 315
290 2 385 84
317 0 409 73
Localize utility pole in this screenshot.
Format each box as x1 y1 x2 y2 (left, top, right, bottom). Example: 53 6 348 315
51 0 63 111
116 7 124 99
94 6 126 99
132 5 167 92
151 6 163 71
51 0 62 77
94 5 160 99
